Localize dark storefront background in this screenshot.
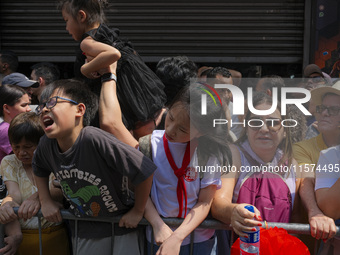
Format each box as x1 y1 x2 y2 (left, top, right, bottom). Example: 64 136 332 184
312 0 340 77
0 0 309 78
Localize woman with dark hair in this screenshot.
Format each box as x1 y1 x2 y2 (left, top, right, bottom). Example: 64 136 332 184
0 84 31 163
0 112 70 255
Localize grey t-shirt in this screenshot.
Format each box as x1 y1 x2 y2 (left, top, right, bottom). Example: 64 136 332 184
33 126 156 238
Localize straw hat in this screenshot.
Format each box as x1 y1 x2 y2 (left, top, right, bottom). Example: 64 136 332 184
311 81 340 106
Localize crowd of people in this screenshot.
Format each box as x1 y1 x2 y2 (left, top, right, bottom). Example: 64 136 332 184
0 0 340 255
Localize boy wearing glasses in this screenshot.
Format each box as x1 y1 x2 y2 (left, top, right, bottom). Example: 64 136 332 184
293 81 340 254
32 76 156 254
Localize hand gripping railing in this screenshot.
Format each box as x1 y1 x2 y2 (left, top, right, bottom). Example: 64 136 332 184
0 208 338 255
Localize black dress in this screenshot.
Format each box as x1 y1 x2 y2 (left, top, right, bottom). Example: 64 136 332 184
75 24 166 130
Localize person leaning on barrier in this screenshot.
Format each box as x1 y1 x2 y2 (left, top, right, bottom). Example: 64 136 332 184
32 61 156 255
292 81 340 254
315 142 340 255
0 112 70 255
211 92 301 254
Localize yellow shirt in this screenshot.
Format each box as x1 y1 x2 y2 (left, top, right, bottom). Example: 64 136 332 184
293 134 328 165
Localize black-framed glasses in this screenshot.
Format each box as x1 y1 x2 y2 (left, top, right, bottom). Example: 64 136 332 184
316 105 340 116
35 96 78 115
247 118 283 132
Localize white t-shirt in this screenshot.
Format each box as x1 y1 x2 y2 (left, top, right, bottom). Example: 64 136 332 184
315 145 340 191
147 130 221 245
315 145 340 242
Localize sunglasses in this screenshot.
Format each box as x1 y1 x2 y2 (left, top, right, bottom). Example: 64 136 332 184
35 96 78 115
247 118 282 132
316 105 340 116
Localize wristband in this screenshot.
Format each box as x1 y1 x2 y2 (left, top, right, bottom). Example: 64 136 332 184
101 73 117 83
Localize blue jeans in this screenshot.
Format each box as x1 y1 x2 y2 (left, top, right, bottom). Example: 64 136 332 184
147 235 216 255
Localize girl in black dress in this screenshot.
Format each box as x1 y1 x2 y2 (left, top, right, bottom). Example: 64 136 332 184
59 0 166 146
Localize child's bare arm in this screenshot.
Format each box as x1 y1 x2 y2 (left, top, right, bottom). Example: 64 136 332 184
17 175 63 221
34 175 63 223
80 37 121 78
49 175 65 204
144 197 173 245
119 174 153 228
99 63 139 148
157 185 216 255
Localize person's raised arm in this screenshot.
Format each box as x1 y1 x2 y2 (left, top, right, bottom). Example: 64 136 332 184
98 63 139 148
80 37 121 78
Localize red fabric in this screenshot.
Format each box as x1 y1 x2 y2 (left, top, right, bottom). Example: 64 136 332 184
163 134 196 218
231 227 310 255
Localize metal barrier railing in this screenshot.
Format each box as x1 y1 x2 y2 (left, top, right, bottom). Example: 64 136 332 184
0 208 339 255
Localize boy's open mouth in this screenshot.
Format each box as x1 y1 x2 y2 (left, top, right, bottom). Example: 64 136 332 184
43 116 54 128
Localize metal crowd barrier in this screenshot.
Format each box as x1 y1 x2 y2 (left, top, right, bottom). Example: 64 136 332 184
0 208 339 255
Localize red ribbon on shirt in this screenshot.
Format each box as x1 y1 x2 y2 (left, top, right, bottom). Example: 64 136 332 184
163 134 197 218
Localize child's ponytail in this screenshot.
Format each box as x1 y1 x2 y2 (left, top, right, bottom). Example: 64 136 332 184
58 0 108 25
98 0 109 9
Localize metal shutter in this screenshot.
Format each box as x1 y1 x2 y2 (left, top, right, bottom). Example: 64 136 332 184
0 0 305 64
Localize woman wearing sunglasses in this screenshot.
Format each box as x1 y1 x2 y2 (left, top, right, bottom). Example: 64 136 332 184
212 92 301 240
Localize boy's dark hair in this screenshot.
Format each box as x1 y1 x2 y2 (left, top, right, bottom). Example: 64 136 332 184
0 50 19 72
58 0 109 26
206 66 232 79
156 56 198 106
8 112 44 145
31 62 60 85
0 84 27 117
40 79 98 127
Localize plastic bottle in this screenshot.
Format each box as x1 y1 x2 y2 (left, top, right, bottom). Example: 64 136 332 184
239 205 260 254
